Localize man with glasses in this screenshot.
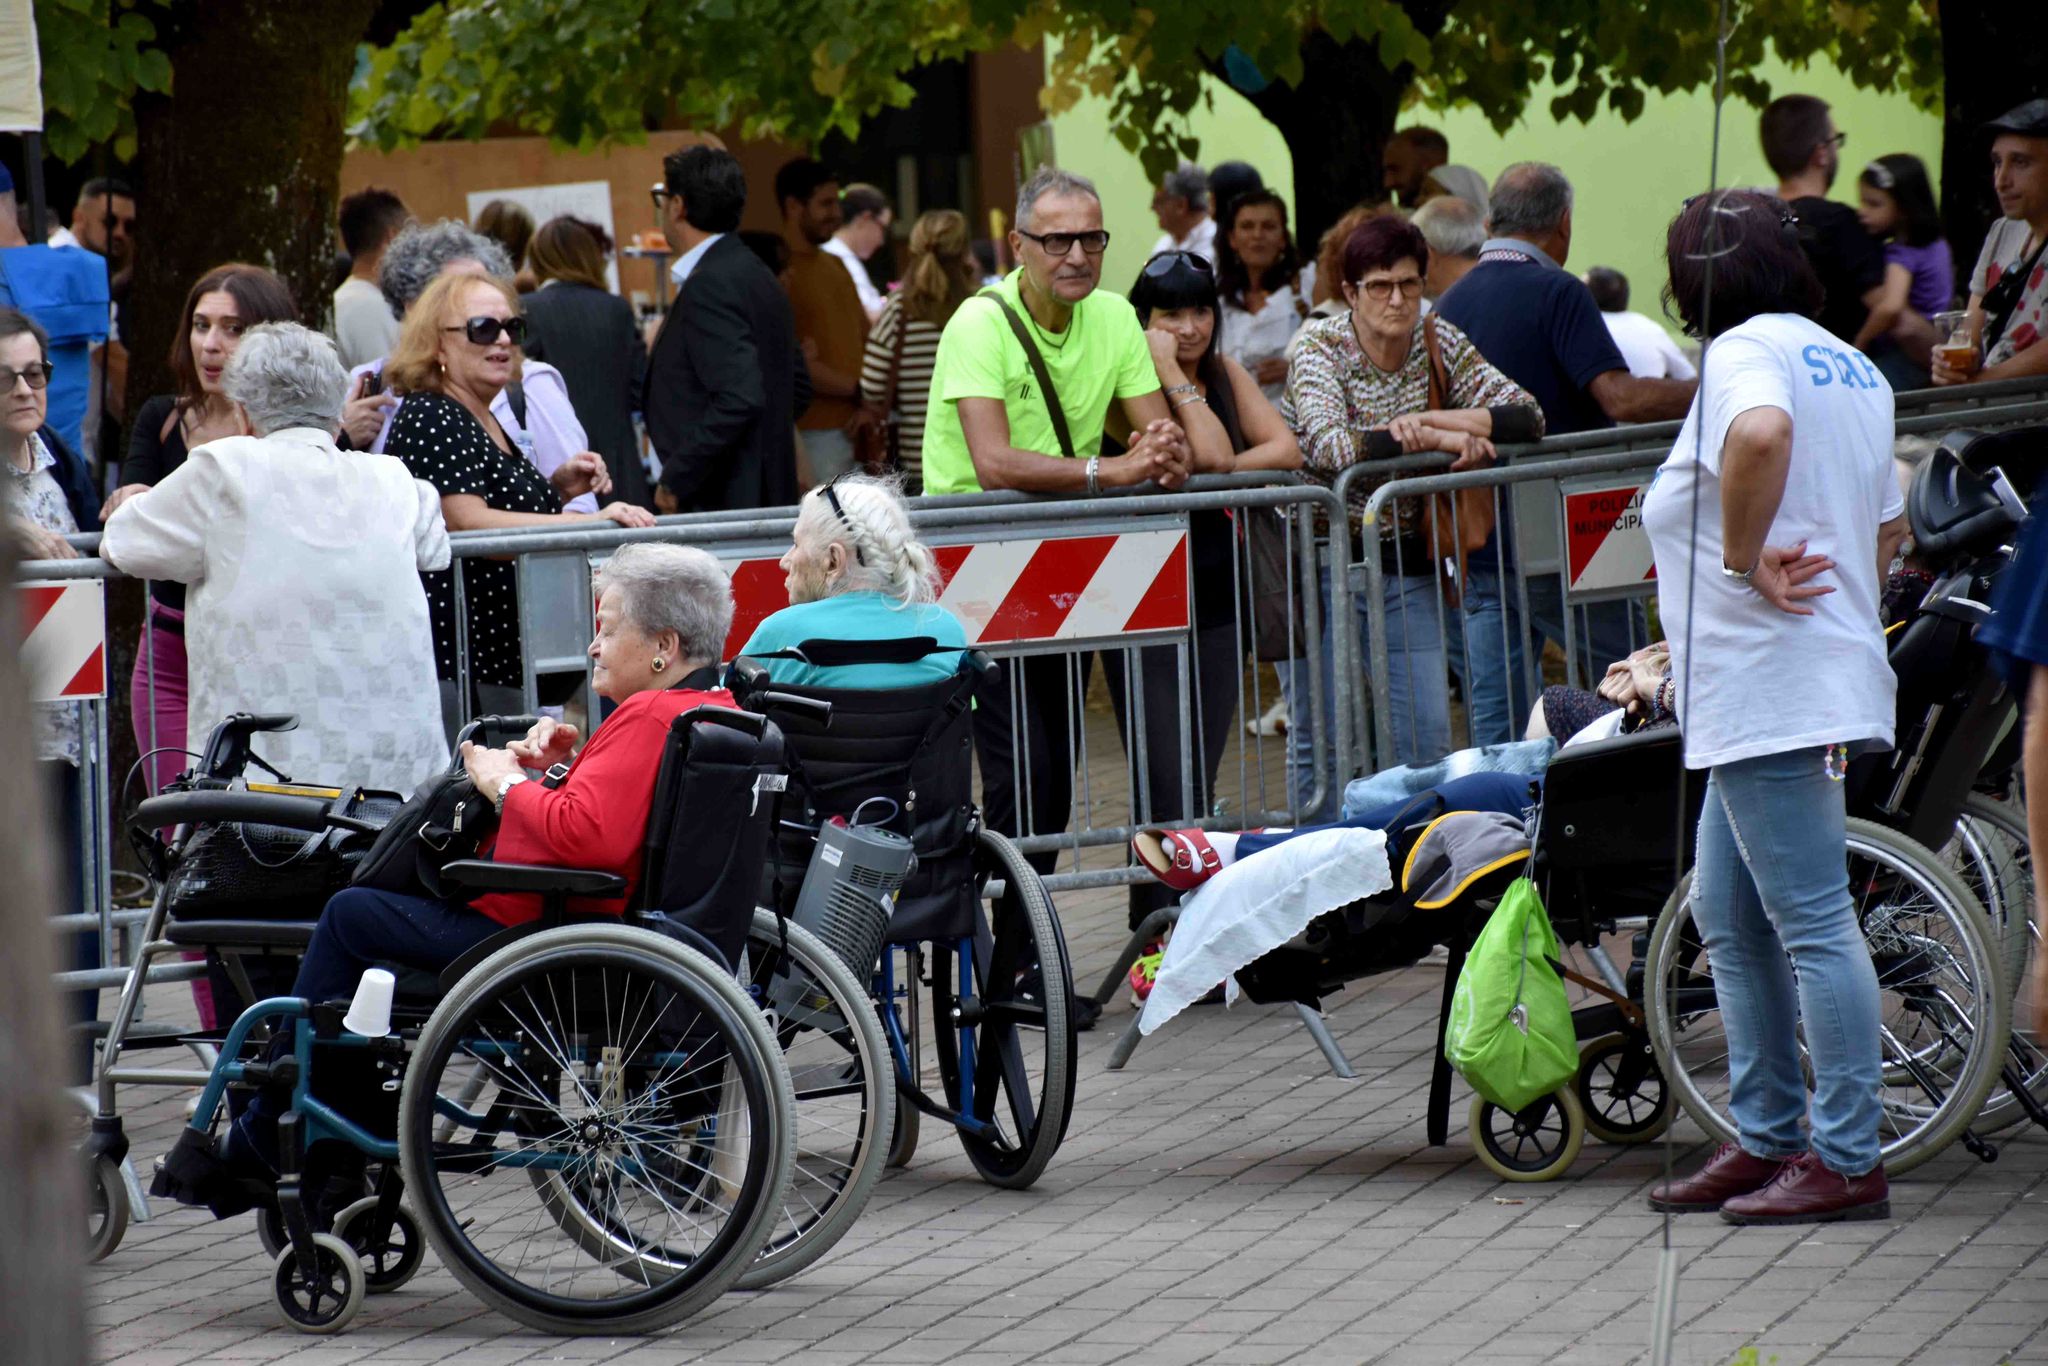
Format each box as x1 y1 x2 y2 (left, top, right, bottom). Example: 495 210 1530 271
923 165 1192 887
1762 95 1890 359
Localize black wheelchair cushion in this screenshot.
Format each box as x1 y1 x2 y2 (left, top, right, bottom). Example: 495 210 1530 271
163 919 318 951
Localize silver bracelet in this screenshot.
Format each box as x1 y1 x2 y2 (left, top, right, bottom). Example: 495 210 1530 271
1171 394 1207 411
1163 383 1198 398
1085 454 1101 496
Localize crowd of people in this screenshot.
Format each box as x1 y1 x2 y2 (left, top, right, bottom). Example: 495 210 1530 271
4 90 2048 1231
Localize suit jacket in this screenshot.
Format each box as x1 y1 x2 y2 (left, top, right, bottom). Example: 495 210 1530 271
521 280 652 509
645 235 812 513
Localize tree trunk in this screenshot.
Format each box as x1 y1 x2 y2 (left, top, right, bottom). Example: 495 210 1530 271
1937 6 2048 297
124 0 378 410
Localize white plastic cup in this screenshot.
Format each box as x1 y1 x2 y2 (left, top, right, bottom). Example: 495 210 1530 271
341 967 396 1037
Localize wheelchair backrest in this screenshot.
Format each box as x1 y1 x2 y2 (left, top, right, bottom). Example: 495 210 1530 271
1533 728 1701 928
637 705 789 972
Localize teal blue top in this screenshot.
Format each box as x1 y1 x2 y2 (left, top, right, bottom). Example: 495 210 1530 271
740 591 968 689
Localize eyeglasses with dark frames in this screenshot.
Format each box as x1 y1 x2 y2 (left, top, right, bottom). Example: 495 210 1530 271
0 363 51 391
1142 250 1213 278
1017 228 1112 258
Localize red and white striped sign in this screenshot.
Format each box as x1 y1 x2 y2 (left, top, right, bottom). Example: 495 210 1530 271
19 580 107 701
1563 478 1657 598
717 528 1190 657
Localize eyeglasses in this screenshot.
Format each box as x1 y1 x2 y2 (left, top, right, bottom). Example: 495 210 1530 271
1143 250 1213 278
1017 228 1111 258
820 483 866 565
0 363 50 391
649 185 672 215
1353 276 1425 301
1822 131 1848 151
443 316 528 346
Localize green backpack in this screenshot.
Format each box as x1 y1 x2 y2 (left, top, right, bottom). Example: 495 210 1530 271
1443 876 1578 1113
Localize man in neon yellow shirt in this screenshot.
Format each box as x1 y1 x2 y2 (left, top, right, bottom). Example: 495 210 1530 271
922 167 1191 496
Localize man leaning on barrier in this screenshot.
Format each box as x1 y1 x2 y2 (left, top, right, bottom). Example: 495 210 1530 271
920 166 1194 877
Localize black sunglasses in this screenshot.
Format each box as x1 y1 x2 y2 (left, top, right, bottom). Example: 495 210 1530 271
1017 228 1111 258
1143 249 1213 277
820 483 866 565
443 316 528 346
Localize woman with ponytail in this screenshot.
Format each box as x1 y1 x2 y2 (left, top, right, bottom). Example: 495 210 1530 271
857 210 979 491
741 472 967 687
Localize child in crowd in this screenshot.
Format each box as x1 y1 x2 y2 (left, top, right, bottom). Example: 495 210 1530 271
1854 153 1953 368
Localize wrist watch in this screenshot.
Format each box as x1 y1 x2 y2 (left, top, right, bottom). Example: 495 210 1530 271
494 774 529 810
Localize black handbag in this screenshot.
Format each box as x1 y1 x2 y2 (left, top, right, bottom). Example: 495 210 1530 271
164 789 402 921
348 770 498 900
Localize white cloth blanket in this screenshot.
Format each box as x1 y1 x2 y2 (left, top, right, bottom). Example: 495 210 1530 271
102 429 451 794
1138 827 1393 1036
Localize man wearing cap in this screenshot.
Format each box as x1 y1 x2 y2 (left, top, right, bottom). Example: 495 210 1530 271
0 164 112 459
1935 99 2048 386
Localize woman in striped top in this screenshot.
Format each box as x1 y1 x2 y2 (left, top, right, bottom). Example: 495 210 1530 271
859 210 979 493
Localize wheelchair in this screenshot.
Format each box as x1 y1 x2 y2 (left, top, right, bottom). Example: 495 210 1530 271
728 641 1079 1195
91 701 821 1334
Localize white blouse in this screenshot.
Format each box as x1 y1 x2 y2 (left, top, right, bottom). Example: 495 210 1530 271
1220 276 1314 402
103 429 452 794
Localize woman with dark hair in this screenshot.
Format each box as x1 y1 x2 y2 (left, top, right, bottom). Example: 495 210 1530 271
1110 251 1300 972
472 198 536 289
1853 154 1951 367
1215 190 1312 400
1642 189 1909 1225
1281 215 1542 802
522 216 653 508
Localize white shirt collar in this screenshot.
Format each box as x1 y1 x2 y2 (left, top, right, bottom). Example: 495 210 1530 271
670 233 725 288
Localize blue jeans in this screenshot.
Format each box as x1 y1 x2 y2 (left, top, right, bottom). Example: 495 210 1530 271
1286 565 1451 821
1692 748 1883 1176
1453 569 1650 747
1237 770 1537 860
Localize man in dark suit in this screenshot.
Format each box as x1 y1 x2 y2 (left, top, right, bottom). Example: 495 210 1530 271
646 147 810 514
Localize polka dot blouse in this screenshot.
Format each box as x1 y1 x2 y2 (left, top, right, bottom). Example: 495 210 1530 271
386 392 561 688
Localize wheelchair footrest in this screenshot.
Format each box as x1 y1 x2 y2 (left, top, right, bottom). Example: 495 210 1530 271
150 1128 264 1221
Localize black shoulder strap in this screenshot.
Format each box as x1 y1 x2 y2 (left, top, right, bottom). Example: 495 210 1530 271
746 637 945 667
1983 232 2048 356
977 288 1074 459
506 378 528 432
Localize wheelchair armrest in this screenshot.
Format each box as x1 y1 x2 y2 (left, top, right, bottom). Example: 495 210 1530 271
437 860 628 897
132 790 332 834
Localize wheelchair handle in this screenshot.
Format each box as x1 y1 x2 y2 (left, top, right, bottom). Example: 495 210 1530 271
744 690 833 726
131 789 335 835
451 713 544 765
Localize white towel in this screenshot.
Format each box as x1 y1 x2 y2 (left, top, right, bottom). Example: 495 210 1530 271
1138 827 1394 1036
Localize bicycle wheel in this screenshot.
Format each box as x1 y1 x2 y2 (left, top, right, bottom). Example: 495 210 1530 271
733 909 892 1289
397 926 795 1335
929 829 1076 1190
1645 818 2010 1175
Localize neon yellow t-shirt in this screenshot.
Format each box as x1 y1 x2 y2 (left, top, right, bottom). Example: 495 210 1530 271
919 270 1161 495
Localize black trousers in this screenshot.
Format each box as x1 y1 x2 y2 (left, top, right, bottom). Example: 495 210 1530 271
974 654 1089 879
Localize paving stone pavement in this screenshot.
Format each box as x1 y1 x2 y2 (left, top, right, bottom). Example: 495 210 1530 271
85 695 2048 1366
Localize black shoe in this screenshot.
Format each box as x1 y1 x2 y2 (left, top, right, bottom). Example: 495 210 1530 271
1070 994 1101 1032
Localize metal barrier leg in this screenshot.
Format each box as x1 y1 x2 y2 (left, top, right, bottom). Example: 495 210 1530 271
1091 906 1178 1007
1291 1002 1359 1080
1105 1012 1147 1070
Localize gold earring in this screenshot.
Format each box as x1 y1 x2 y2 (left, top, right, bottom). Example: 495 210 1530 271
651 657 666 673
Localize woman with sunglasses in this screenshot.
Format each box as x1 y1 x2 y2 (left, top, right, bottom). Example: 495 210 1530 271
383 271 654 735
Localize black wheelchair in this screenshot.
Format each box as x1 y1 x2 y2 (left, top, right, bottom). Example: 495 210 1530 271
90 701 843 1334
728 642 1079 1194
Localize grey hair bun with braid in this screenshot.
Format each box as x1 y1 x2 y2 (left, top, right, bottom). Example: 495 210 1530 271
802 473 943 606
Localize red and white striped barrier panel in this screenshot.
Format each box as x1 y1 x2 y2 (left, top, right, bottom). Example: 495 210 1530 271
19 580 108 701
1562 477 1656 598
717 527 1190 658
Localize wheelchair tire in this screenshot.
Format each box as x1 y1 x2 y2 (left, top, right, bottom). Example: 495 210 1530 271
397 926 796 1336
734 910 893 1290
272 1232 365 1334
929 829 1077 1190
256 1202 285 1261
886 1096 920 1168
86 1154 127 1265
1952 795 2048 1135
332 1197 425 1294
1646 818 2011 1176
1469 1088 1585 1183
1574 1033 1672 1145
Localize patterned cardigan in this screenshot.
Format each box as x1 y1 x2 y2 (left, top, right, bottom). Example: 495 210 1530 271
1279 313 1543 540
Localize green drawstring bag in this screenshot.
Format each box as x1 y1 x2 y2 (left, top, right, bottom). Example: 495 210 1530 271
1443 876 1578 1113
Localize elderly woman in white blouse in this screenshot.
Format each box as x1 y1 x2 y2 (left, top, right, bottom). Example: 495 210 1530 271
103 322 450 793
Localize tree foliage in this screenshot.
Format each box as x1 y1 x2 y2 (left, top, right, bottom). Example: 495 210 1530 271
34 0 172 162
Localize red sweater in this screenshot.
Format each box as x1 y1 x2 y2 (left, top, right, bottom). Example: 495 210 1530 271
472 687 732 926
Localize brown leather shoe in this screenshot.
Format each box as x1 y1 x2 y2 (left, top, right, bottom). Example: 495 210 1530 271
1720 1152 1890 1226
1646 1143 1791 1213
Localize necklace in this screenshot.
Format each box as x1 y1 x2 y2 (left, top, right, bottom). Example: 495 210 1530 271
1019 284 1075 351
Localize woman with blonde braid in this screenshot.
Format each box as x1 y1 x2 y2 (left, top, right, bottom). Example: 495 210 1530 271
857 210 980 492
742 472 966 688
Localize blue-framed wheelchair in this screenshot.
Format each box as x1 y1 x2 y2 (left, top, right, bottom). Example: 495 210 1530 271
728 642 1079 1192
87 696 881 1333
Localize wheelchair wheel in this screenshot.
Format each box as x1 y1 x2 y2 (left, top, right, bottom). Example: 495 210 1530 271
1469 1088 1585 1182
86 1154 127 1264
332 1197 425 1294
929 829 1077 1190
887 1098 920 1168
733 909 893 1290
1952 795 2048 1134
272 1232 366 1334
397 926 796 1335
1646 818 2011 1175
1574 1033 1672 1145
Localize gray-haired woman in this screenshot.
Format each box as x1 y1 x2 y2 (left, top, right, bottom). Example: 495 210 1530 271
741 473 967 688
103 321 452 793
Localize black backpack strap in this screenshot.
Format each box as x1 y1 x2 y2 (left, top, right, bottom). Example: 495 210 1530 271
747 637 946 668
977 288 1074 460
506 378 528 432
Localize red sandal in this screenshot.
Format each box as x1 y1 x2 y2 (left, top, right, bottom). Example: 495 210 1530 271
1131 827 1224 892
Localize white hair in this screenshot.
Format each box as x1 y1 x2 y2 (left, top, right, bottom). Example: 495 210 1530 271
222 323 348 435
597 543 734 663
1016 166 1101 234
797 474 942 607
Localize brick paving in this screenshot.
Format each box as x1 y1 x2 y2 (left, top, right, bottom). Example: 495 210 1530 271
86 690 2048 1366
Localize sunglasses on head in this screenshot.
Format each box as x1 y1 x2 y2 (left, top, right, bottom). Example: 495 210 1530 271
442 316 528 346
1682 191 1801 231
1142 250 1213 278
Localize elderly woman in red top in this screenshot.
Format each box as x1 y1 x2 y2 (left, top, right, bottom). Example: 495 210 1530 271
210 542 734 1184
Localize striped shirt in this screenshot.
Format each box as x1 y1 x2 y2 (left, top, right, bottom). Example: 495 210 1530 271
859 295 943 491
